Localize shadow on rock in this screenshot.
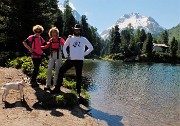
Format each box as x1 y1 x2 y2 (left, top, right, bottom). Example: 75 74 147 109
32 86 89 109
70 104 90 119
50 108 64 117
31 85 90 118
32 86 55 109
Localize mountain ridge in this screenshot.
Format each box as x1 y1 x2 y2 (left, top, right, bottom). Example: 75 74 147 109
100 13 165 39
168 23 180 42
58 2 81 22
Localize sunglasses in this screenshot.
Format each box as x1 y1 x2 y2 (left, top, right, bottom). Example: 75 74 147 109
74 29 80 32
35 30 42 33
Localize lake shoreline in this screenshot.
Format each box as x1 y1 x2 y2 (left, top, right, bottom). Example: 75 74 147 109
84 60 179 126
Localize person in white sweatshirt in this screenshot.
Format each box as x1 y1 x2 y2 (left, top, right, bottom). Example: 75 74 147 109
51 24 93 96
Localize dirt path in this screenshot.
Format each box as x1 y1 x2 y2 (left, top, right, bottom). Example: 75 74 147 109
0 67 106 126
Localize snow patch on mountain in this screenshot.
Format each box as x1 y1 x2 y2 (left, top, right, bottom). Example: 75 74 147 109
100 13 165 39
58 2 81 22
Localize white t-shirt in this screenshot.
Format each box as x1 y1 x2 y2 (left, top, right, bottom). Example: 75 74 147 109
63 36 93 60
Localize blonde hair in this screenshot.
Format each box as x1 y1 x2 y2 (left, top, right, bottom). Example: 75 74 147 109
32 25 44 33
48 27 59 37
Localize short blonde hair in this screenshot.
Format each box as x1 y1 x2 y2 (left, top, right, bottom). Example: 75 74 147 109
32 25 44 33
48 27 59 37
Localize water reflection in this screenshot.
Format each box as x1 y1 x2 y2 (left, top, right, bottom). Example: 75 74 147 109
83 60 180 126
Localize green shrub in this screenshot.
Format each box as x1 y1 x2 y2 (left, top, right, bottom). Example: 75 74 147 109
8 59 20 68
137 53 149 62
8 56 31 68
112 53 124 60
7 56 91 107
177 54 180 63
21 61 33 75
41 58 49 67
37 71 47 80
55 95 64 105
54 93 77 108
81 89 90 100
103 53 124 60
63 78 76 90
153 52 171 63
8 56 27 66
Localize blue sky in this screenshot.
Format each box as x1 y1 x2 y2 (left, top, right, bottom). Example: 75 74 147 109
59 0 180 33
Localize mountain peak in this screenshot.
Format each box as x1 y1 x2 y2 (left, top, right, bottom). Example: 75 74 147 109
101 13 164 39
123 13 142 18
58 2 81 22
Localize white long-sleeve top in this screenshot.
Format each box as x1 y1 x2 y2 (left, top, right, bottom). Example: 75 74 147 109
63 36 93 60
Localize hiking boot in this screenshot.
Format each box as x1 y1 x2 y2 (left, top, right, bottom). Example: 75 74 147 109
50 88 61 94
77 90 81 97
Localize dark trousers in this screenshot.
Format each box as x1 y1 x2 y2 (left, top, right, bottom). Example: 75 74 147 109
31 58 42 82
56 60 83 93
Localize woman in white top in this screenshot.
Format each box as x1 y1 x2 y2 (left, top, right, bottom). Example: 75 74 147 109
41 27 65 91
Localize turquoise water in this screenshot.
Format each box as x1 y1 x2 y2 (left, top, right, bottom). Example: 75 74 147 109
83 60 180 126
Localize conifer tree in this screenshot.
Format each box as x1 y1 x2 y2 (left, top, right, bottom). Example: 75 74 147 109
139 29 147 50
109 25 121 54
108 28 115 54
81 15 95 48
120 29 131 56
1 0 61 53
114 26 121 53
62 0 76 38
161 30 169 45
0 0 11 51
0 0 102 58
135 29 141 43
100 40 105 56
43 0 61 30
128 35 140 56
54 10 64 36
81 15 89 38
170 37 178 58
127 23 134 37
142 33 153 57
101 39 110 56
90 26 102 57
0 0 27 52
140 29 147 42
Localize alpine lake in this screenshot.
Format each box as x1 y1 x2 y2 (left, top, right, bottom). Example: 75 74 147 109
81 59 180 126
